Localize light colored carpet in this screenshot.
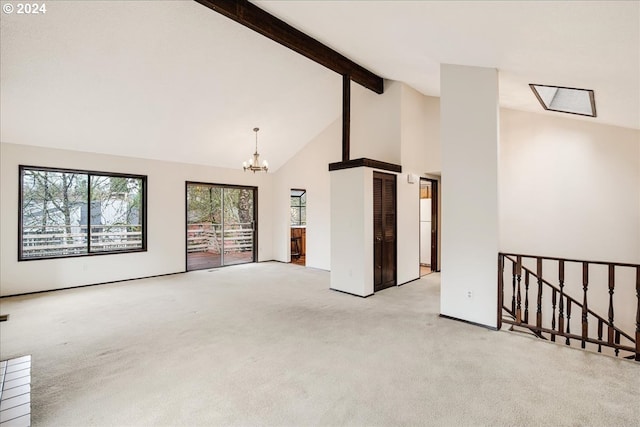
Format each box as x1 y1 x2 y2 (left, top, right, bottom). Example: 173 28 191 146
0 262 638 426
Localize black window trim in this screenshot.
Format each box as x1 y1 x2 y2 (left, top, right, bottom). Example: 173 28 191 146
529 83 597 118
184 180 258 271
18 165 148 261
290 188 306 226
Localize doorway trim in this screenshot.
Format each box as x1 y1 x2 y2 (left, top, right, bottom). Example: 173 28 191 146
290 188 306 266
420 177 439 272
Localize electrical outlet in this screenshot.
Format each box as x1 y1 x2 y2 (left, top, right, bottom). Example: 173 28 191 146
466 290 473 299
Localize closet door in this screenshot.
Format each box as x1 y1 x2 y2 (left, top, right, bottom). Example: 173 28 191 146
373 172 397 291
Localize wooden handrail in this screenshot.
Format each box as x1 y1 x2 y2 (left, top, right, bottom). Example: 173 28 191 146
499 252 639 361
500 252 640 269
504 255 635 344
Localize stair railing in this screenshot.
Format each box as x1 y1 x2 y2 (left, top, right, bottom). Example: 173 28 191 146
498 253 639 361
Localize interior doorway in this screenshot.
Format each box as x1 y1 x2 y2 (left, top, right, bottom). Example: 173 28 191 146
290 189 306 266
420 178 438 276
373 172 397 291
185 182 257 271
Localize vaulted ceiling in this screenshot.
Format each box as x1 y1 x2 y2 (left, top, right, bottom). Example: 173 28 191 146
1 1 638 171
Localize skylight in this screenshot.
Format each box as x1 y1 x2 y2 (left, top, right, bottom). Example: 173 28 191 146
530 84 596 117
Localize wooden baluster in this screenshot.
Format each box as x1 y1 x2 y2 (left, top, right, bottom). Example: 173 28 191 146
516 256 522 323
566 300 572 346
524 271 530 324
551 289 557 342
635 266 640 361
536 258 543 331
597 319 603 353
615 331 620 357
581 262 589 349
511 259 517 314
558 260 565 336
498 254 504 330
607 264 615 345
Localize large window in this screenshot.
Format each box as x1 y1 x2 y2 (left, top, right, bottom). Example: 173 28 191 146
290 189 306 226
19 166 147 260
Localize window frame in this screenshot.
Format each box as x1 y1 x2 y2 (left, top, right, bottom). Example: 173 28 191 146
290 189 306 227
529 83 597 118
18 165 148 261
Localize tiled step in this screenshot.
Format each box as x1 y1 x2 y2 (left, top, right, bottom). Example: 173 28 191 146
0 356 31 427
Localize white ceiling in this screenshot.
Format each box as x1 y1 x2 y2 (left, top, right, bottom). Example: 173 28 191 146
257 0 640 129
1 1 638 171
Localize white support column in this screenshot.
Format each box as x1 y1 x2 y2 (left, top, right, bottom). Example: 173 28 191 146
330 167 374 297
440 64 499 328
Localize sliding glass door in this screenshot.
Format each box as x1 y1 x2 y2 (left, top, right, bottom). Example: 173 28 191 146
186 182 256 271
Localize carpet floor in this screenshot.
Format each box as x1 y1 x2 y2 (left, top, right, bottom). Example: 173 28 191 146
0 262 638 426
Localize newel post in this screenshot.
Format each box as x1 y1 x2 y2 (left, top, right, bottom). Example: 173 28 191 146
636 266 640 362
497 253 504 330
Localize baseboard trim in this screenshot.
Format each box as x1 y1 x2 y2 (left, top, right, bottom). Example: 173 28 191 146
397 277 420 286
0 271 185 299
330 288 374 298
439 314 498 331
1 261 326 298
266 260 330 272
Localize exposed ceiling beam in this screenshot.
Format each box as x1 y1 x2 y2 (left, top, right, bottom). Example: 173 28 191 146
342 75 351 161
194 0 384 94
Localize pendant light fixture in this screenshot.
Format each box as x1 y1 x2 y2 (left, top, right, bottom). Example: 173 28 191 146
243 127 269 173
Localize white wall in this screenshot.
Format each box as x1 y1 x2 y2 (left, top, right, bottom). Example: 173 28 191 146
399 84 432 283
404 91 441 273
401 85 432 173
0 142 274 296
271 118 341 270
330 167 373 296
351 81 433 286
418 93 640 264
500 109 640 336
328 165 422 291
350 80 402 163
500 109 640 263
440 64 500 328
423 96 442 175
274 81 428 289
417 96 640 264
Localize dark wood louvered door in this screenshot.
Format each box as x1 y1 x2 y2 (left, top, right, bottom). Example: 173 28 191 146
373 172 397 292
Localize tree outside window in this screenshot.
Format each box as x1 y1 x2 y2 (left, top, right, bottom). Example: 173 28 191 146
290 189 306 226
19 166 146 260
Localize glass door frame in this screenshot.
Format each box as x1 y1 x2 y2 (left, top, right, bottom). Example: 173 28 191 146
185 181 258 271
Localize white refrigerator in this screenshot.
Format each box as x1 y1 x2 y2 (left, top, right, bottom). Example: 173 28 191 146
420 198 431 265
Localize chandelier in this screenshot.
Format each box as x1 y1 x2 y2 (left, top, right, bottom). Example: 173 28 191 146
243 127 269 173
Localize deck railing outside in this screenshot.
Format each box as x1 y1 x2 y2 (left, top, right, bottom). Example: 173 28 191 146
22 224 142 257
187 222 253 254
